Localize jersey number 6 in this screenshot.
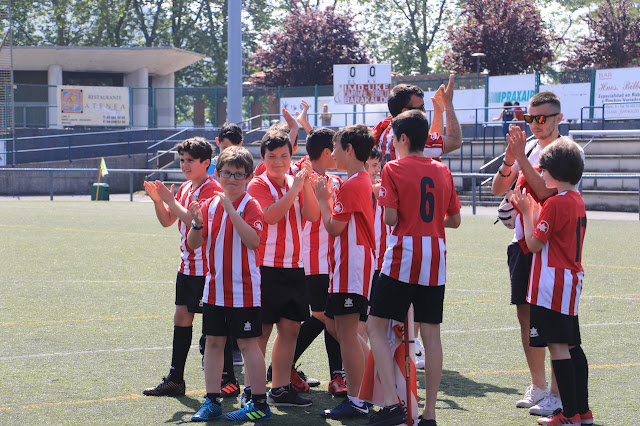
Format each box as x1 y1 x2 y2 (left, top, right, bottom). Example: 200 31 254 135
420 177 435 223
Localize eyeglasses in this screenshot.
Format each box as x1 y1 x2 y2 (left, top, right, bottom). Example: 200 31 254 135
405 104 426 112
218 170 249 180
523 113 560 124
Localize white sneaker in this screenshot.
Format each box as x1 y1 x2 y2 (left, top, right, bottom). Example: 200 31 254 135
516 383 549 408
414 339 425 369
528 393 562 416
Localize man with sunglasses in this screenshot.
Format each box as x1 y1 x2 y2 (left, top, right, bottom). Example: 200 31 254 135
492 92 584 417
372 74 462 167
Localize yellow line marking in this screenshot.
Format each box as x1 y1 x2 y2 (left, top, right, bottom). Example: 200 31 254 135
1 363 638 412
0 223 171 238
0 315 172 326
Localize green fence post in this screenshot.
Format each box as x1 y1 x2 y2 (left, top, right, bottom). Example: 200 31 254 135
589 69 596 121
314 84 319 127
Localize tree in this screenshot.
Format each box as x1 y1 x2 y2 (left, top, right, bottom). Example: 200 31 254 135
443 0 554 76
359 0 453 75
249 5 369 87
563 0 640 69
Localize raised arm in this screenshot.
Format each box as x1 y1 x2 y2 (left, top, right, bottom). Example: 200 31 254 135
441 74 462 154
296 99 313 133
508 127 556 200
144 180 177 227
282 107 300 151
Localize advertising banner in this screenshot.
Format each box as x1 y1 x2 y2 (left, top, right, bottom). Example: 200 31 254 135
333 64 392 105
594 68 640 119
57 85 130 127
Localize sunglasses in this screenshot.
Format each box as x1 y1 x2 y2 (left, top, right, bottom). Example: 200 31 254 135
523 113 559 124
218 170 249 180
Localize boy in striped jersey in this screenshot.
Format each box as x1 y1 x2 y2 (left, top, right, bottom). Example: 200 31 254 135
247 129 320 407
316 124 376 419
366 110 461 426
512 140 592 426
142 137 222 397
187 146 269 422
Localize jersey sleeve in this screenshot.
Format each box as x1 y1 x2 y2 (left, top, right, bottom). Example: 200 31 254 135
377 162 399 209
446 172 462 216
243 198 264 237
254 161 266 175
199 179 222 201
533 199 557 244
199 197 214 239
331 180 354 222
247 177 275 208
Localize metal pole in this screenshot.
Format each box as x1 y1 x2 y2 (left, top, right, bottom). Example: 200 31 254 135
49 170 53 200
227 1 242 123
130 171 134 202
472 176 477 215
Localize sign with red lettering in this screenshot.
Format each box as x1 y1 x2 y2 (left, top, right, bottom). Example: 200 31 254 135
594 68 640 119
334 64 392 105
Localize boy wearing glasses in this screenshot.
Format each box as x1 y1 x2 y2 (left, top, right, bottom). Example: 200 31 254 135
492 92 584 416
188 146 269 422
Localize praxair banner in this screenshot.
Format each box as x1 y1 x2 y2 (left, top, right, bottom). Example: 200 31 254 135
57 85 130 127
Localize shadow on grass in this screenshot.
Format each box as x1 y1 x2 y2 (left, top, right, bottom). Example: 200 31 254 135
166 394 203 423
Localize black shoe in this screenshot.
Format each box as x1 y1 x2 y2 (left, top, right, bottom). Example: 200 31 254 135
142 376 185 396
361 403 406 426
267 386 313 407
220 377 240 398
418 417 437 426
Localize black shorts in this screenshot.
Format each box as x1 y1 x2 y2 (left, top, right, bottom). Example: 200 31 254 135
175 272 205 313
305 274 329 313
529 304 581 348
202 303 262 339
369 273 445 324
507 241 533 305
260 266 310 324
325 293 368 321
369 270 381 305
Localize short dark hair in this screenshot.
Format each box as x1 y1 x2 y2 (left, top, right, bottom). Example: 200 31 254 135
334 124 374 163
539 137 583 185
218 122 243 145
391 110 430 153
369 146 381 161
216 145 253 175
260 129 292 157
175 137 213 162
306 127 335 160
529 92 561 110
388 84 424 117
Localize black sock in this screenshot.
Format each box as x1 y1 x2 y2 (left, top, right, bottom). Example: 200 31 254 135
252 394 268 410
552 358 578 418
222 336 236 382
324 328 342 377
206 392 221 404
243 386 252 398
168 325 192 382
293 316 325 363
570 345 590 414
199 333 206 356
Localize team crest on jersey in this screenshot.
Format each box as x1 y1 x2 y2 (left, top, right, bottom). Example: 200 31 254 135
379 186 386 198
254 220 263 231
430 132 440 140
537 220 549 233
344 297 353 308
334 202 344 213
244 321 252 331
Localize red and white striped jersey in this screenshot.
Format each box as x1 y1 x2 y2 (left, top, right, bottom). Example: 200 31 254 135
378 156 460 286
527 191 586 316
199 193 263 307
302 173 342 275
373 115 444 165
374 179 390 271
174 177 222 276
247 173 304 268
329 171 376 297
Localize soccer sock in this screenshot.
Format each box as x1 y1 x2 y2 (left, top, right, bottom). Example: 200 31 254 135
292 316 325 364
348 395 365 407
570 345 590 413
324 328 343 377
551 358 578 418
252 394 268 410
206 392 221 404
222 335 236 382
168 325 192 383
198 333 206 356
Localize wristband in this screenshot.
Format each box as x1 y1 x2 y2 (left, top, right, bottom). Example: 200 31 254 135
191 219 203 230
498 167 512 178
503 160 514 167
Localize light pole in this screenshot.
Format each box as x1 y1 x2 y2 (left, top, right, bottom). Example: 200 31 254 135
471 52 486 88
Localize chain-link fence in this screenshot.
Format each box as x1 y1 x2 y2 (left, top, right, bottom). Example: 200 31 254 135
0 0 12 166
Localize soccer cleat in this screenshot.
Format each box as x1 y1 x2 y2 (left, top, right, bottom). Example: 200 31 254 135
191 397 222 422
267 386 313 407
537 408 581 425
289 366 310 393
142 376 186 396
295 366 320 387
240 386 251 408
516 383 549 408
579 410 594 425
321 398 369 419
225 401 271 421
361 403 406 426
529 393 563 416
328 372 348 397
220 378 240 398
418 418 437 426
414 339 425 369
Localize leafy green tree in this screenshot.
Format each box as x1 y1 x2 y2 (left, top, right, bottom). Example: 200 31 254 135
563 0 640 69
443 0 554 75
